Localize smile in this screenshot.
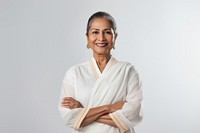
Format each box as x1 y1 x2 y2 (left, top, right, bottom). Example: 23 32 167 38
96 43 108 47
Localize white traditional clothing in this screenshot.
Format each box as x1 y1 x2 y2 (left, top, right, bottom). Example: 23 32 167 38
58 57 143 133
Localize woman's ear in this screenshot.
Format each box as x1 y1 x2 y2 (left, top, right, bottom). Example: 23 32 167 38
114 33 118 40
86 33 89 41
86 33 90 49
113 33 118 43
112 33 118 49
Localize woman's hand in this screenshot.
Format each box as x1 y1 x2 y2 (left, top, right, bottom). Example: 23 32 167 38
109 101 125 113
61 99 125 127
95 101 125 127
61 97 83 109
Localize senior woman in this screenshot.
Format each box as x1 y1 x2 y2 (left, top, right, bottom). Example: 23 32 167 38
58 11 143 133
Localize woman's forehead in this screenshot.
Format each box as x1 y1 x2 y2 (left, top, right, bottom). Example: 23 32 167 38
90 18 112 28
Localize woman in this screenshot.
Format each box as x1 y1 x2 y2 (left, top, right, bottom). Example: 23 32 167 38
58 11 143 133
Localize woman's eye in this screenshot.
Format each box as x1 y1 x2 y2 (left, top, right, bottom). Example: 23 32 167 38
106 31 112 34
92 31 99 34
105 31 112 34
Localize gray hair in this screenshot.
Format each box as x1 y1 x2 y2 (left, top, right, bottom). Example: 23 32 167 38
86 11 117 35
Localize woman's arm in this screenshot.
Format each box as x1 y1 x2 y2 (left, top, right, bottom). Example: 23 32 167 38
81 101 125 127
80 105 110 127
61 97 125 127
95 101 125 127
107 68 143 133
96 114 117 127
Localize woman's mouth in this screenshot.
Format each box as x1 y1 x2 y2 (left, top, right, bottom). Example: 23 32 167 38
96 43 108 47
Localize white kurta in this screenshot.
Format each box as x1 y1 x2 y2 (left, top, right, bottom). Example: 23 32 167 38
58 57 143 133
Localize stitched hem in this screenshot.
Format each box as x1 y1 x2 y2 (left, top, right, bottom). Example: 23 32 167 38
109 112 129 133
73 108 90 129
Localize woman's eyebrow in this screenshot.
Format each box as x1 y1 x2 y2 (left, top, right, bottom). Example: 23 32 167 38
90 28 112 31
90 28 99 31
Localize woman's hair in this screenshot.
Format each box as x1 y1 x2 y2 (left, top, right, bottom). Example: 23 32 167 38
86 11 117 35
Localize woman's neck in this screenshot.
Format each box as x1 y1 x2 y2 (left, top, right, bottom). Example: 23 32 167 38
93 54 111 73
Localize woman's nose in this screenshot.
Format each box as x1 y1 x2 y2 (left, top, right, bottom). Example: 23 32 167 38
97 33 105 41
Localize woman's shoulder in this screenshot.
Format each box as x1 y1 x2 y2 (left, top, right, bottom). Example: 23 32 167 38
117 60 135 68
116 59 138 73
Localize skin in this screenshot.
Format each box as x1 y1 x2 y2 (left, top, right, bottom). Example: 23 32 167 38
61 18 125 128
61 98 125 127
87 18 117 72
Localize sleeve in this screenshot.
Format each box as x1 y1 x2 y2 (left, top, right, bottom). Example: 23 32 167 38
109 67 143 133
58 68 90 129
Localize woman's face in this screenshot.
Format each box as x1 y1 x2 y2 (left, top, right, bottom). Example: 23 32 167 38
87 18 117 56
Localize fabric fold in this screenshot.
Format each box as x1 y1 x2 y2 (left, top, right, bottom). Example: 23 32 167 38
73 108 90 129
58 57 143 133
109 112 129 133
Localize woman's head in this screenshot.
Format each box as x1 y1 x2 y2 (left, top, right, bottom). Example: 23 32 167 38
86 11 118 56
86 11 117 35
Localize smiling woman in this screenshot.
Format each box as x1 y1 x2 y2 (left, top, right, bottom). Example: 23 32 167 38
58 11 143 133
86 17 117 72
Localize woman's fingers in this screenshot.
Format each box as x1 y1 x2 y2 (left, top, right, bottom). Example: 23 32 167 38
61 98 74 107
61 97 83 109
62 97 75 103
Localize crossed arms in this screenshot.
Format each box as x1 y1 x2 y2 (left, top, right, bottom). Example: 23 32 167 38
61 97 125 128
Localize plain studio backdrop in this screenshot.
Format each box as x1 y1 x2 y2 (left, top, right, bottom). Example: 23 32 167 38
0 0 200 133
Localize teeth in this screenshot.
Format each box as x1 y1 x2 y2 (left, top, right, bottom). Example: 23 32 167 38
96 43 107 47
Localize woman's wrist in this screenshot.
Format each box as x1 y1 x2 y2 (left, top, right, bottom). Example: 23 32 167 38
105 105 111 113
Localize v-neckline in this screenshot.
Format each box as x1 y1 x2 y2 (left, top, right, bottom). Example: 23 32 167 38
90 56 117 79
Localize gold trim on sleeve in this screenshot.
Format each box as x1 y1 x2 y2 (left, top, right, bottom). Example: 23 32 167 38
73 108 90 129
109 112 129 133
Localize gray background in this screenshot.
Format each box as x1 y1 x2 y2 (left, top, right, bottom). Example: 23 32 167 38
0 0 200 133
